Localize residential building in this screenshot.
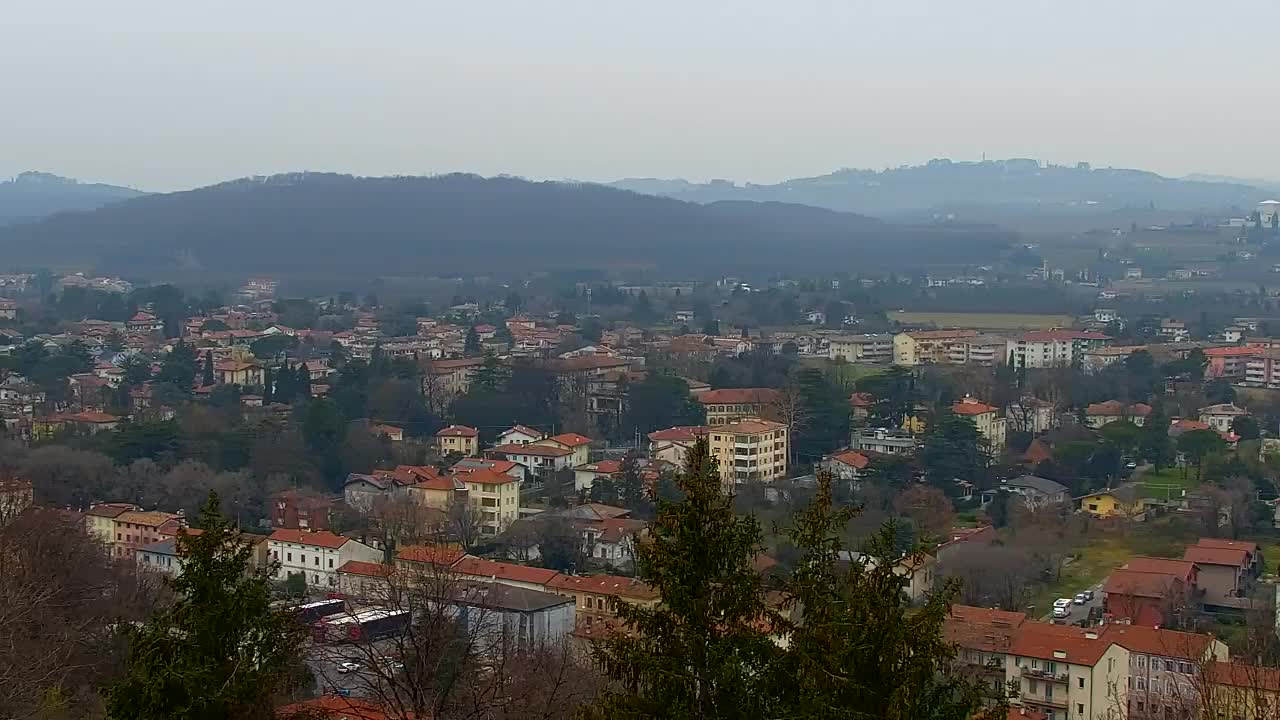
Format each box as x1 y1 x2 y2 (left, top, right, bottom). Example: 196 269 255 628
269 488 337 530
944 605 1027 697
1000 475 1069 510
451 557 561 592
406 471 467 511
707 418 789 486
1105 556 1200 627
84 502 138 547
0 297 16 321
827 334 894 363
849 428 919 455
1102 625 1227 720
450 457 523 480
1182 544 1250 608
267 529 381 590
1006 396 1057 435
138 538 183 576
1245 349 1280 387
647 425 708 466
893 329 978 366
1085 401 1153 429
946 334 1011 366
1195 538 1262 578
343 473 412 513
111 510 183 559
443 582 577 653
573 459 622 493
126 311 164 334
530 432 593 467
545 573 660 623
436 424 480 456
369 424 403 441
1198 403 1249 434
581 516 646 571
844 551 937 603
495 424 545 446
1083 346 1142 374
1009 330 1112 370
696 388 781 426
819 450 870 480
952 397 1007 452
1203 662 1280 720
455 468 521 536
1078 484 1146 518
489 443 573 480
422 357 487 401
63 410 122 434
1203 346 1260 379
214 360 264 387
1159 320 1189 342
1006 623 1129 720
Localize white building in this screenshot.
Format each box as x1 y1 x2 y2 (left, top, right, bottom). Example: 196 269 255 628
1009 330 1111 370
268 529 381 590
827 334 894 363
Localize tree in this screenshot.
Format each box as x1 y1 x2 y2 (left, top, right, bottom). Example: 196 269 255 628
621 373 704 440
1177 429 1228 482
770 474 998 718
793 367 851 463
123 354 152 385
156 339 197 391
892 484 954 540
464 325 481 354
262 366 274 405
1232 415 1261 441
1205 378 1236 405
104 493 306 719
919 412 987 493
859 366 918 430
588 439 779 718
301 398 344 453
202 349 216 387
1098 420 1143 455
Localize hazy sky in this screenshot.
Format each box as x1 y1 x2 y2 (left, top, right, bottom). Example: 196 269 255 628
4 1 1277 191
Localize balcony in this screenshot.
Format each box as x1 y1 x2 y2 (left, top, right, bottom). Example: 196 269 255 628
1021 666 1069 683
1022 694 1069 709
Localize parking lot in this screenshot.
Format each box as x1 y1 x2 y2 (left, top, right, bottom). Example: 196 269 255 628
1041 583 1104 625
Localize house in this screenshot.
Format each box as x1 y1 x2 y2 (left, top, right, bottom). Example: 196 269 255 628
1103 569 1188 627
452 557 561 592
453 468 521 536
1194 538 1262 579
1204 662 1280 720
490 443 573 480
849 428 919 455
696 388 781 426
269 488 337 531
1101 625 1228 719
842 551 936 603
63 410 122 434
647 425 709 466
545 573 660 623
530 432 593 467
451 457 523 480
213 360 264 387
1000 475 1069 510
267 529 381 590
1182 544 1251 608
1168 418 1238 447
126 311 164 335
581 517 647 571
1006 622 1129 720
818 450 870 480
1197 403 1250 434
406 471 467 512
1203 346 1260 379
848 392 874 421
422 357 487 399
369 424 403 442
343 473 413 513
951 397 1007 452
893 329 978 366
944 605 1027 694
573 459 623 493
934 525 996 563
110 510 184 559
442 582 578 653
1078 483 1147 518
495 424 545 446
827 334 894 363
138 538 184 577
707 418 789 486
1084 400 1153 428
84 502 139 548
436 424 480 456
1008 329 1112 370
1005 396 1057 435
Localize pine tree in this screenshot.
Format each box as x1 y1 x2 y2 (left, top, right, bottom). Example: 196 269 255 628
295 364 311 398
464 325 481 354
274 364 295 405
201 349 215 387
588 439 779 719
103 493 306 719
771 473 999 719
262 366 274 404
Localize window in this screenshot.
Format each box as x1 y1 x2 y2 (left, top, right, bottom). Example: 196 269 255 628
300 554 306 564
1077 704 1084 715
1137 678 1146 690
1029 679 1039 693
1137 655 1147 669
328 558 333 568
1078 677 1085 689
287 553 292 562
313 556 319 566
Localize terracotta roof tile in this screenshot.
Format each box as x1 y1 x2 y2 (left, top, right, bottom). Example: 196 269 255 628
436 424 479 437
491 443 571 458
452 557 560 586
269 529 350 549
1099 624 1212 660
336 560 393 578
546 573 659 601
1183 546 1249 567
1009 622 1112 666
696 388 780 405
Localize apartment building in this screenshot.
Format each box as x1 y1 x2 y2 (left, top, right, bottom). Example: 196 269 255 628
893 329 978 366
267 529 381 590
436 424 480 456
849 428 920 455
111 509 183 559
944 605 1028 697
1007 623 1129 720
1009 330 1112 370
455 468 522 536
946 334 1011 366
707 418 788 486
696 388 781 426
1245 349 1280 387
828 333 894 363
952 396 1007 452
1203 346 1261 379
544 573 659 623
1101 625 1228 720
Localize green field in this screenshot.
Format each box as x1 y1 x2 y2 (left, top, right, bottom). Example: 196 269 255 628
893 311 1076 330
1136 467 1194 499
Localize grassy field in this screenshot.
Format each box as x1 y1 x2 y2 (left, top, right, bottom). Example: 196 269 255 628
1137 467 1195 499
893 311 1076 330
1030 538 1134 617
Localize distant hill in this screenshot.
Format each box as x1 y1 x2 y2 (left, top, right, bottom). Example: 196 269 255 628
0 171 146 225
0 172 1015 277
610 159 1271 217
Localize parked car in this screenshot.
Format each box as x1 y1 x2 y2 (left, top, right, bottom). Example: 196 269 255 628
1073 593 1087 605
1083 589 1095 601
337 662 361 674
1052 598 1072 618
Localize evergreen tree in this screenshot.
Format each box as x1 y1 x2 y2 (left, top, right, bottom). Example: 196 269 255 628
157 339 197 391
262 366 274 405
464 325 481 354
589 439 779 719
1139 405 1174 470
274 365 295 405
772 474 998 719
103 493 306 719
919 411 988 492
469 352 509 395
794 367 852 462
201 350 215 387
295 364 311 398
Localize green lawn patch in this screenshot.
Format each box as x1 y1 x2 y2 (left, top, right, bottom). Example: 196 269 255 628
1138 467 1195 499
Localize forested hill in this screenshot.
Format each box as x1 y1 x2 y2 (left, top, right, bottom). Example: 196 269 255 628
0 171 146 224
611 159 1271 216
0 172 1016 277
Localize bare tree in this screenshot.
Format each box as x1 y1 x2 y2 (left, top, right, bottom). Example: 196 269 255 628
447 497 485 552
892 484 955 541
939 544 1043 612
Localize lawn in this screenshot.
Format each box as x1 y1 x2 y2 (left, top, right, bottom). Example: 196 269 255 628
892 311 1076 330
1136 467 1195 500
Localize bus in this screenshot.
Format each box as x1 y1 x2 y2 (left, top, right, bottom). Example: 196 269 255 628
314 608 409 643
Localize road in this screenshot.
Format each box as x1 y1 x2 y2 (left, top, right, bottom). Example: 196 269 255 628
1038 581 1105 625
305 642 398 698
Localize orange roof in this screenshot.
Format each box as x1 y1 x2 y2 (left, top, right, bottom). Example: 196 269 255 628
1019 329 1111 342
451 468 518 486
696 388 780 405
1124 556 1197 583
499 424 544 439
547 432 592 447
491 443 571 458
276 695 396 720
951 398 997 415
1184 545 1249 567
452 557 560 586
335 560 393 578
1196 538 1258 554
451 458 518 475
828 450 869 469
116 510 179 528
648 425 708 442
1022 439 1054 464
1205 662 1280 692
546 573 659 601
717 418 786 434
1099 625 1213 660
943 605 1027 653
66 410 120 423
1086 400 1152 417
849 392 874 408
1204 346 1261 357
1008 622 1111 666
396 544 467 567
269 529 351 549
578 459 623 474
437 424 479 437
1104 569 1179 599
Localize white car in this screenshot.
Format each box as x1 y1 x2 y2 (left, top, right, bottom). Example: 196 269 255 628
1052 598 1072 618
337 661 361 674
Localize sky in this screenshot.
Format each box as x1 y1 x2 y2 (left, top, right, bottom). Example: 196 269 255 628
3 0 1278 191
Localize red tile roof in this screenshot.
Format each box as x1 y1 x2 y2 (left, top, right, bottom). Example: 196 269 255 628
451 468 518 486
547 432 592 447
696 388 781 405
1008 622 1111 666
943 605 1027 653
277 695 395 720
717 418 786 434
1124 556 1197 583
491 443 572 458
1204 662 1280 692
1086 400 1152 417
546 573 659 601
578 460 623 474
336 560 393 578
452 557 560 586
1099 625 1213 660
1204 346 1261 357
1104 569 1179 599
1195 538 1258 554
647 425 708 442
828 450 869 469
1183 546 1249 568
268 529 350 549
396 544 467 567
1018 329 1111 342
951 398 998 415
437 424 479 437
65 410 120 423
849 392 874 408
